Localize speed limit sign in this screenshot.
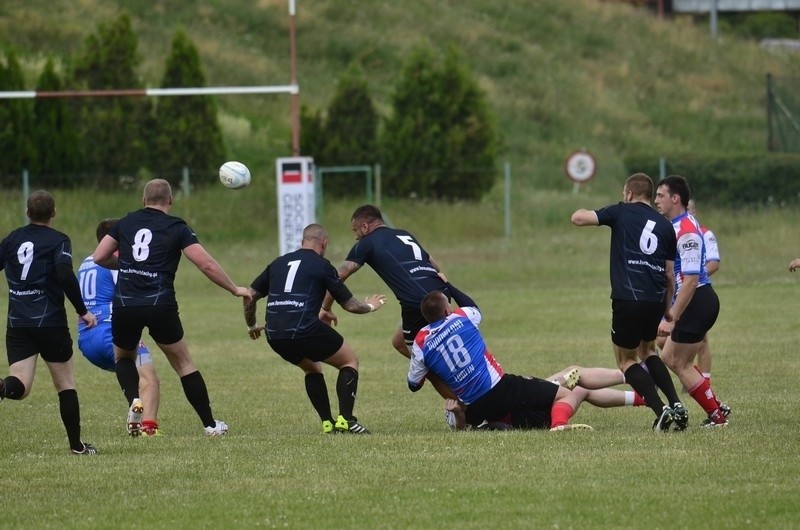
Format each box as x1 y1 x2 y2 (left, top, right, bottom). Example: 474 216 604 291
564 150 597 183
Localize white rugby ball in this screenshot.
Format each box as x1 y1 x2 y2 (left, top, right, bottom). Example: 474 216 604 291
219 161 251 189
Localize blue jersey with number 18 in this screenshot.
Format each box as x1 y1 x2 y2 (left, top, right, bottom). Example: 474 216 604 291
409 306 504 405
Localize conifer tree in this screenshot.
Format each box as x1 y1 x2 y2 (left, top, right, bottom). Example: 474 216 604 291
33 58 83 184
0 50 36 182
152 28 226 184
73 13 153 178
381 45 499 200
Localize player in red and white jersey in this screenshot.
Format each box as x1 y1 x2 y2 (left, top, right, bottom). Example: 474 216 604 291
655 176 728 427
687 199 720 383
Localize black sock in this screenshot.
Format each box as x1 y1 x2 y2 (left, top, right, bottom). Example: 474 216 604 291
645 355 681 406
304 373 332 422
58 389 83 451
180 371 215 428
2 376 25 400
336 367 359 421
115 358 140 405
624 364 665 416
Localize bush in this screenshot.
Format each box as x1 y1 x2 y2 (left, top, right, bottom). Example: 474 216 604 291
624 153 800 206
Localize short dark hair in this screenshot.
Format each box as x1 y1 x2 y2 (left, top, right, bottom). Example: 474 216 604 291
625 173 654 201
351 204 383 224
420 290 449 323
96 218 119 243
659 175 691 208
27 190 55 223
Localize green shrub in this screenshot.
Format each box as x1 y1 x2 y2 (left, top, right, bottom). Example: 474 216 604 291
624 153 800 206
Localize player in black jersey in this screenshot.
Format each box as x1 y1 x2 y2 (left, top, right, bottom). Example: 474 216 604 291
320 204 460 399
0 190 98 455
93 179 251 437
244 224 387 434
571 173 684 432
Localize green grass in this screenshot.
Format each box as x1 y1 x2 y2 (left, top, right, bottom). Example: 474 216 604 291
4 0 800 193
1 189 799 528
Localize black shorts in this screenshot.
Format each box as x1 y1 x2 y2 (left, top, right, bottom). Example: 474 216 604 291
6 326 73 364
611 299 665 349
467 374 558 426
268 323 344 365
672 285 719 344
112 306 184 350
400 306 428 346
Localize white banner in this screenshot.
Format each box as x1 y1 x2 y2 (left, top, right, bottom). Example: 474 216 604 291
276 157 315 255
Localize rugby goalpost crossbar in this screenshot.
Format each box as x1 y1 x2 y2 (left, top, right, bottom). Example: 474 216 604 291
0 85 298 99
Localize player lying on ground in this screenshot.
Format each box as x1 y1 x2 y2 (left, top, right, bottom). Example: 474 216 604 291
443 366 646 430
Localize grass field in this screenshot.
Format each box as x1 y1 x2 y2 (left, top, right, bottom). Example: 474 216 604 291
1 189 800 528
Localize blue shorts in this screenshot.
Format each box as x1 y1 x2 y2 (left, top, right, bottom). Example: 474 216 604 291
78 323 151 372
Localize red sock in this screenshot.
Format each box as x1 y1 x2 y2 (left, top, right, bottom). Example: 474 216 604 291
550 402 574 428
142 419 159 430
688 378 721 415
633 393 646 407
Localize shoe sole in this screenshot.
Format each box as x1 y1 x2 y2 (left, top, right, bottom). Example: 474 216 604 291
127 400 144 437
562 368 580 390
550 424 594 432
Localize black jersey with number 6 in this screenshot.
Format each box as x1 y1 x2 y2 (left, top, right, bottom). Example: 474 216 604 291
108 208 199 308
0 224 76 327
252 248 353 339
345 226 446 310
594 202 677 302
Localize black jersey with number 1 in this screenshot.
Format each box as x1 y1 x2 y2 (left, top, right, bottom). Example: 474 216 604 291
252 248 354 339
0 224 77 327
594 202 677 303
108 208 199 308
345 226 446 310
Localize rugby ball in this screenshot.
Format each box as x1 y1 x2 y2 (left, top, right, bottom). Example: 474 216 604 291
219 161 251 189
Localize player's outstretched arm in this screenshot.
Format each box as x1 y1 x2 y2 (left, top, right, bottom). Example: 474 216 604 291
570 209 599 226
93 235 120 269
243 287 265 339
340 294 388 315
183 243 249 299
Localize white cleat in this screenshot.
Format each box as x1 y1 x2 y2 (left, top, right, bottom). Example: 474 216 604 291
550 423 594 432
204 420 229 437
127 398 144 437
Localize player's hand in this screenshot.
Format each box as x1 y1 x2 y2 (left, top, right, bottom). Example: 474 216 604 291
319 308 338 327
248 325 263 340
233 286 252 302
663 308 674 323
658 320 674 337
80 312 98 329
789 259 800 272
365 294 388 312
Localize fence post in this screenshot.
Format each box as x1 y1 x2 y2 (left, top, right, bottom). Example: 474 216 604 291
22 169 29 225
504 161 511 242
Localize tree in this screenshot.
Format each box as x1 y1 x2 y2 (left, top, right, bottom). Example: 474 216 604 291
32 58 83 184
72 13 153 179
319 66 378 197
0 50 36 184
297 65 378 197
381 45 499 200
152 28 226 184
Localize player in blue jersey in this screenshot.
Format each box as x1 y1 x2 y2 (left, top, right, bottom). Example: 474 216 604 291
93 179 251 437
320 204 460 399
409 288 593 432
0 190 98 455
78 218 161 436
244 224 387 434
654 176 727 428
571 172 685 431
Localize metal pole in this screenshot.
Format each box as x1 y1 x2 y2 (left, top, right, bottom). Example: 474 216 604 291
504 162 511 242
289 0 300 155
375 164 382 207
710 0 719 39
22 169 29 225
659 157 666 180
766 73 773 151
